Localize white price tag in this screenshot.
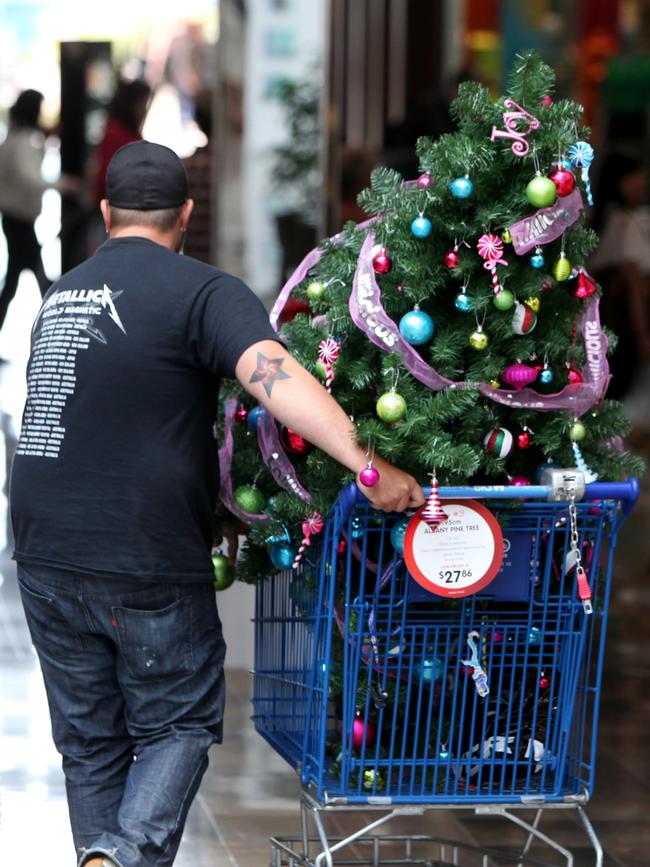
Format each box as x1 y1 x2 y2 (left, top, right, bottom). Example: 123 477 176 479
403 500 504 598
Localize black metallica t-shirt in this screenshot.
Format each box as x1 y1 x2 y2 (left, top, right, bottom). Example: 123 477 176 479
10 236 280 582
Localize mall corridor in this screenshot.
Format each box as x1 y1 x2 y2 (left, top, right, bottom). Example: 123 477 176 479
1 275 650 866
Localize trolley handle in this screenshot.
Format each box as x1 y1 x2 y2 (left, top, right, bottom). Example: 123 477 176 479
336 473 639 522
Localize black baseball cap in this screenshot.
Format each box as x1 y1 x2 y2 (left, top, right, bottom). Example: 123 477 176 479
105 140 188 210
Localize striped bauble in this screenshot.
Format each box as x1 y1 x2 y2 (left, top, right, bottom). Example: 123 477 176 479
483 427 513 458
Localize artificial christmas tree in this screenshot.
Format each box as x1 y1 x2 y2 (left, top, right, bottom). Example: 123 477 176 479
219 52 642 583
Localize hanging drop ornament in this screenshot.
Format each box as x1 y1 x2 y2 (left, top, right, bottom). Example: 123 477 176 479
526 172 557 208
501 361 539 390
572 441 598 483
550 166 576 197
317 336 341 394
568 141 595 205
399 305 435 345
372 246 393 274
490 98 540 156
493 289 515 310
516 426 532 449
567 268 597 299
421 471 448 528
469 324 489 350
484 427 513 457
512 301 537 335
553 251 572 282
449 174 473 198
411 213 432 238
530 247 545 269
444 246 460 268
376 389 407 422
292 512 324 569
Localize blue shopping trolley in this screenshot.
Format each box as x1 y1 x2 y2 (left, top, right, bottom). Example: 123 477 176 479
252 471 638 866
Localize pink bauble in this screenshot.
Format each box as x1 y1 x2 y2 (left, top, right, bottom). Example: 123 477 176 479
550 167 575 197
509 475 531 486
359 466 380 487
352 716 376 751
567 366 583 384
540 95 553 108
235 407 249 424
444 249 460 268
372 252 393 274
501 362 539 390
417 172 432 189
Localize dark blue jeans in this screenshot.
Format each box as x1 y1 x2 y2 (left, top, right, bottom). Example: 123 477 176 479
17 562 226 867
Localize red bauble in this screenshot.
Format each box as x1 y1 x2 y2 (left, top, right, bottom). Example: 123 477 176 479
235 407 249 424
372 251 393 274
516 430 532 449
444 249 460 268
540 95 553 108
509 475 531 486
417 172 432 189
549 167 576 197
337 539 347 554
539 676 550 689
278 296 311 324
567 366 583 384
568 270 597 299
280 427 313 455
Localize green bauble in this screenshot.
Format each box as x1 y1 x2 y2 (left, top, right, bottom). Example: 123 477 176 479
570 421 587 442
493 289 515 311
212 554 236 591
306 280 326 301
234 484 265 513
526 175 557 208
376 390 407 422
552 254 572 282
314 360 328 381
469 328 489 350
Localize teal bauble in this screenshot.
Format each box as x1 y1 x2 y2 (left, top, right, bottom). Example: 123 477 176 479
376 391 407 422
270 542 296 570
411 215 432 238
449 176 473 198
454 292 472 312
493 289 515 311
390 516 409 555
212 554 236 591
234 484 265 514
247 406 264 432
399 309 435 345
531 250 545 268
418 657 444 683
526 175 557 208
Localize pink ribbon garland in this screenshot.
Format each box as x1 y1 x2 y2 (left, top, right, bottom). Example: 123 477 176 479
218 399 268 523
508 188 584 254
256 407 313 502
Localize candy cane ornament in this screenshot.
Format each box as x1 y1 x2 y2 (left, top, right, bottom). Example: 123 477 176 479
477 233 509 294
318 337 341 394
292 512 324 569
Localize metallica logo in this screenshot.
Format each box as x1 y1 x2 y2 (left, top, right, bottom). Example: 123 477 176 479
39 284 126 335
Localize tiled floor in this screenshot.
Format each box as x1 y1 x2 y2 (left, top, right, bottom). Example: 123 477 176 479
1 275 650 865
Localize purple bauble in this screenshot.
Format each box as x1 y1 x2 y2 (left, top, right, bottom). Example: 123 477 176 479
501 362 539 390
359 465 380 487
417 172 432 189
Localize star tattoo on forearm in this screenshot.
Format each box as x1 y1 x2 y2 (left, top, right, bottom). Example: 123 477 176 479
249 352 291 397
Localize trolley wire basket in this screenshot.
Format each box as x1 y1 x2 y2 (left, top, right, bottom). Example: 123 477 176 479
252 476 638 811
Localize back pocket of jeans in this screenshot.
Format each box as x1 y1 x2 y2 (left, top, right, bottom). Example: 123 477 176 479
113 596 194 680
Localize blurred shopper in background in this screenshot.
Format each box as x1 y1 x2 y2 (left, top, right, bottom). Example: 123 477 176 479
182 93 213 263
590 153 650 408
93 79 152 205
0 89 77 333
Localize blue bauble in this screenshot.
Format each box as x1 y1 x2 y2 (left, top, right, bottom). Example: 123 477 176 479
539 367 554 384
350 516 364 540
528 627 541 645
535 461 557 484
449 176 473 198
399 309 435 345
270 541 296 570
411 216 432 238
247 406 265 433
454 292 472 312
531 252 545 269
418 657 444 683
390 516 409 555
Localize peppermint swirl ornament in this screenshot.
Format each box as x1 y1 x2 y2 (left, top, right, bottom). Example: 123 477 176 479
477 233 504 262
317 336 341 393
